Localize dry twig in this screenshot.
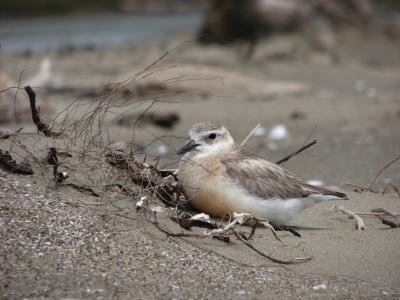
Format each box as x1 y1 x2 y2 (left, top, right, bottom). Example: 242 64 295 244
381 183 400 198
276 139 317 165
368 155 400 190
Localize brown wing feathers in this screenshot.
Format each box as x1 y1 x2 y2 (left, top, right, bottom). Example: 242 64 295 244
223 149 347 200
299 182 348 199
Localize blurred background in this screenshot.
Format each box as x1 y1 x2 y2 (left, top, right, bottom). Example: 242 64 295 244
1 0 399 189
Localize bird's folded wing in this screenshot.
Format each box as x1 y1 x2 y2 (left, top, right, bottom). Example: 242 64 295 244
222 150 346 200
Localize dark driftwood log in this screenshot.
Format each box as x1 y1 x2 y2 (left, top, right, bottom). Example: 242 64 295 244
0 149 33 175
24 86 61 137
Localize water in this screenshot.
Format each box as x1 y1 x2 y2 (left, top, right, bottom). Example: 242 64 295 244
0 13 202 52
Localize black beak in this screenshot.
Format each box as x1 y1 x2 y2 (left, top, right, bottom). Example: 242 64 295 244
176 139 199 155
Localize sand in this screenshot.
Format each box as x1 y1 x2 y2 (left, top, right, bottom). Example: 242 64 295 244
1 29 400 298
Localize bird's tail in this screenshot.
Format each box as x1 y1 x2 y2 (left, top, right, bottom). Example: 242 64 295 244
301 182 348 200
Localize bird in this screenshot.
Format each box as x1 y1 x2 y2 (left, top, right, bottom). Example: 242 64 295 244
177 121 347 225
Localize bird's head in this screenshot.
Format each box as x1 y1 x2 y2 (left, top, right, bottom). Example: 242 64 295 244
177 121 234 158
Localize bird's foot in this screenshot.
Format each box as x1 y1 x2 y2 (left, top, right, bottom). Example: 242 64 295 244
204 213 283 243
205 212 253 236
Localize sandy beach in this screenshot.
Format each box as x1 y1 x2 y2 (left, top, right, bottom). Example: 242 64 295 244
1 23 400 298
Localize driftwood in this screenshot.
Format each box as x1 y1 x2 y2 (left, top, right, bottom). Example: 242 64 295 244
0 149 33 175
24 86 61 137
379 216 400 228
370 208 400 228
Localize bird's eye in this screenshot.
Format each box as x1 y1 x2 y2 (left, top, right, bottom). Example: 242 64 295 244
208 133 217 140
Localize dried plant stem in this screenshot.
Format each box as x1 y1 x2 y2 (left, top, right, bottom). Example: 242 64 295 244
368 155 400 190
232 228 311 264
240 123 261 147
354 212 400 217
275 139 317 165
381 183 400 198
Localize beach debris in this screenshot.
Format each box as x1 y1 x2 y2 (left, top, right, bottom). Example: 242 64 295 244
0 149 33 175
275 139 317 165
312 283 327 290
369 208 400 228
64 183 100 197
55 171 69 184
336 206 365 230
171 212 220 231
368 155 400 191
379 215 400 228
345 156 400 195
232 227 311 264
381 183 400 198
47 147 68 184
47 147 59 166
24 86 61 137
268 124 288 141
105 150 180 207
240 123 262 146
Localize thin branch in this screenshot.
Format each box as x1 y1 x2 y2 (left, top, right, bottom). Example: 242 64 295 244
368 155 400 190
276 139 317 165
381 183 400 198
